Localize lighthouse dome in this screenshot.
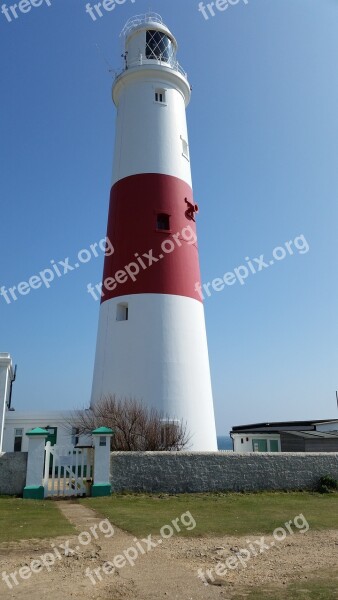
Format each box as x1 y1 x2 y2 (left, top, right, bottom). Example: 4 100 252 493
120 13 184 75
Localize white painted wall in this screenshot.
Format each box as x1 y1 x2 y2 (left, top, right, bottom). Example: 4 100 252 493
2 411 81 453
0 354 15 453
91 294 218 451
232 433 281 453
112 70 191 186
112 19 191 186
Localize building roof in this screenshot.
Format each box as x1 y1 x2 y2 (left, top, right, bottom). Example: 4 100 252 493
231 419 338 434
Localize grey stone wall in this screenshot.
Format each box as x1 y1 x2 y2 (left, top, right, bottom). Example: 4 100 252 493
110 452 338 493
0 452 27 496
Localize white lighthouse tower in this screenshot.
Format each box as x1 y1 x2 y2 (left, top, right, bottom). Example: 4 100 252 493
91 13 217 451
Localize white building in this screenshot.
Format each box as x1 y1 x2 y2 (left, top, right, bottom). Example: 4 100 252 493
0 354 80 453
1 411 76 453
231 420 338 453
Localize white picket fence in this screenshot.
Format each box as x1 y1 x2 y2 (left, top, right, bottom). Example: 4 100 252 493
43 442 93 498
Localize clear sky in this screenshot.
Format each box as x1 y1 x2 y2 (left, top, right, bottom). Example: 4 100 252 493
1 0 337 435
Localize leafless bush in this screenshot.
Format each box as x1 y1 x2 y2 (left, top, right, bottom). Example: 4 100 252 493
68 395 189 451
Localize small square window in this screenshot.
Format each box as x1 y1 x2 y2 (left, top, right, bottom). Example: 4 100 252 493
117 303 128 321
156 213 170 231
181 136 190 160
155 89 166 103
99 436 107 447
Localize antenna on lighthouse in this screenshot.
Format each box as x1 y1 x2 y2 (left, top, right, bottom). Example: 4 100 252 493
94 43 115 77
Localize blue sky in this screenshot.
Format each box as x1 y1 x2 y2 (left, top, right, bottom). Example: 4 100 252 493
1 0 337 435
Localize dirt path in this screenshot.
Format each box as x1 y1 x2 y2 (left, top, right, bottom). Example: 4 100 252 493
56 501 219 600
0 501 338 599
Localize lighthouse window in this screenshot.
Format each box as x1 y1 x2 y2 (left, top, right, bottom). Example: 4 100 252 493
157 213 170 231
181 137 190 161
155 89 166 103
146 30 174 63
117 303 129 322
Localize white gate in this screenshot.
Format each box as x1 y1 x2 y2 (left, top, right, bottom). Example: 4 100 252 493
43 441 93 498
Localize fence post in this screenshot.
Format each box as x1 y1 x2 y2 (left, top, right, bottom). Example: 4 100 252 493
23 428 49 499
91 427 114 497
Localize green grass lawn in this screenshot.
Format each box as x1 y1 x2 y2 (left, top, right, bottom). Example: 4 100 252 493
239 570 338 599
1 491 338 545
81 491 338 537
0 498 76 543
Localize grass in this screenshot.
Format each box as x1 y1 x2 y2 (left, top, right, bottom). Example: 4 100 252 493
81 491 338 537
1 491 338 545
239 570 338 599
0 497 76 543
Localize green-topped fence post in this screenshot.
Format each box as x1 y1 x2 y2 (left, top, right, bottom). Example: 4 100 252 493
91 427 114 497
23 428 49 499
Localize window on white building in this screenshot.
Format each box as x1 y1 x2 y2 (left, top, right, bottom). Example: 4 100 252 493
269 439 279 452
14 428 23 452
252 439 268 452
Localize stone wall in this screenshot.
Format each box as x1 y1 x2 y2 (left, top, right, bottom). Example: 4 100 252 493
110 452 338 493
0 452 27 496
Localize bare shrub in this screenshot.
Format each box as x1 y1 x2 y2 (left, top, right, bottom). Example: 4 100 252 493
68 395 189 451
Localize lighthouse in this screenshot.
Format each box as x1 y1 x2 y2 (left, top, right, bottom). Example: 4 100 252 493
90 13 217 451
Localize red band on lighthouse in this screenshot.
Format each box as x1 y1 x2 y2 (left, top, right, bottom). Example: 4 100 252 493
101 173 202 303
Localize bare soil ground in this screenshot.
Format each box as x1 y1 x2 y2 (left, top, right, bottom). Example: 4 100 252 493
0 502 337 599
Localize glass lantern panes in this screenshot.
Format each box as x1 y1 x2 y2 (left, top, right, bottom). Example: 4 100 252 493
146 30 175 63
